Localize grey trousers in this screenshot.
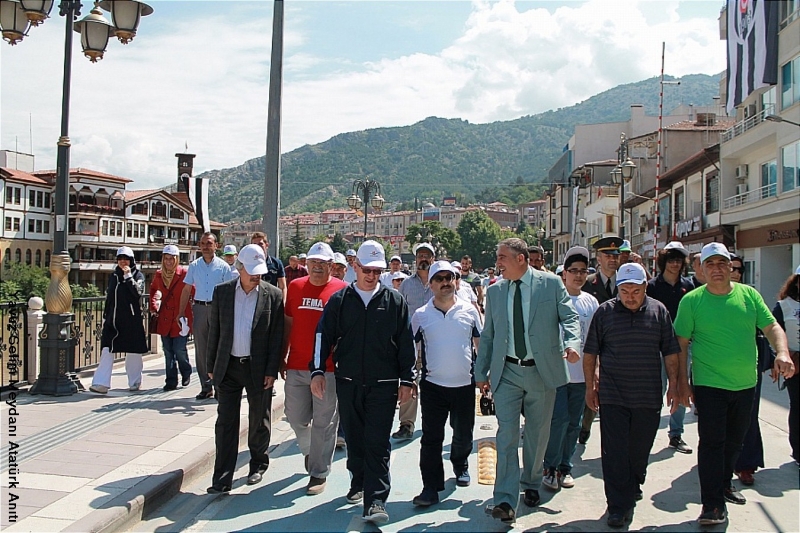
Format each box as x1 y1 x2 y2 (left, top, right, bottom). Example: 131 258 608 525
284 370 339 478
192 303 213 393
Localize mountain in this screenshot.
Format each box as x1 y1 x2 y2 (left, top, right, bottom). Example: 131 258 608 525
203 73 720 222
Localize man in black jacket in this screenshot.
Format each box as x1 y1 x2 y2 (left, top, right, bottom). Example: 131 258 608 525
311 240 416 526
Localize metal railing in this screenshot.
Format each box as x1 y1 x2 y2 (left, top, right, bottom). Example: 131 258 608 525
721 104 774 143
722 183 777 210
0 299 28 391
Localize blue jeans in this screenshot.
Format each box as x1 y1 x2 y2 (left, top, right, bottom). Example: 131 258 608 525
662 352 689 437
543 382 586 473
163 335 191 388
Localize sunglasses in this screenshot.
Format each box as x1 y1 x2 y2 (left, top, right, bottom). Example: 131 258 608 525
431 274 454 283
360 267 383 276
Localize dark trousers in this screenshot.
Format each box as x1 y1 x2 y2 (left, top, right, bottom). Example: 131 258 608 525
694 385 755 510
212 358 272 488
735 372 765 471
600 404 660 515
787 374 800 463
419 380 475 491
337 378 397 512
162 335 191 388
192 303 213 393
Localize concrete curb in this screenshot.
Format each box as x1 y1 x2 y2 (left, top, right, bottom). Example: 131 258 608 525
64 394 286 533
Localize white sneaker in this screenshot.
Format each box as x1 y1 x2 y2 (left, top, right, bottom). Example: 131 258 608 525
559 472 575 488
89 385 108 394
542 469 559 491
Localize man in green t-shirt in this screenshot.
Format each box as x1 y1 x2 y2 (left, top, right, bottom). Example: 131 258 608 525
673 243 795 527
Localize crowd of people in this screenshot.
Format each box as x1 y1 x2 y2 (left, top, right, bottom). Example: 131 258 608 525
89 231 799 528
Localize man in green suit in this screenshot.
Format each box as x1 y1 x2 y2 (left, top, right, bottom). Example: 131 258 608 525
476 238 581 524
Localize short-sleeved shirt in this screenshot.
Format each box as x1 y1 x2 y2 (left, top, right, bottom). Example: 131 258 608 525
260 255 285 287
184 255 233 302
412 297 482 388
400 273 433 317
285 265 308 284
285 277 346 372
646 274 695 320
584 296 679 409
673 283 776 391
565 291 599 383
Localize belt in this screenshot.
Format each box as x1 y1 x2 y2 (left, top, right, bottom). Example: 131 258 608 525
505 356 535 367
232 356 251 364
193 300 211 306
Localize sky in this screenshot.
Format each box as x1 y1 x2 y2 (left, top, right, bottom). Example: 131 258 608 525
0 0 727 190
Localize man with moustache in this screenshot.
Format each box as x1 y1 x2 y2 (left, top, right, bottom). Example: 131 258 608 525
528 245 546 271
311 240 416 525
579 236 623 444
284 255 308 284
380 255 404 288
281 242 346 496
331 252 347 281
344 249 358 283
206 244 284 492
394 242 436 440
411 261 482 507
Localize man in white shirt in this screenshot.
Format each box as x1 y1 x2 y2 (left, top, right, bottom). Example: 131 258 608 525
380 255 404 288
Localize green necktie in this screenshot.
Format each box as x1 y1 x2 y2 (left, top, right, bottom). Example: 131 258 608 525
514 280 527 359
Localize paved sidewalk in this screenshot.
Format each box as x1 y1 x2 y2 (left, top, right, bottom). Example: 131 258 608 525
1 347 285 533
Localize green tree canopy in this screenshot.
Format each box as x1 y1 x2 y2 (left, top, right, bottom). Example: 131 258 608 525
329 232 348 253
405 221 460 259
0 263 49 301
456 210 503 269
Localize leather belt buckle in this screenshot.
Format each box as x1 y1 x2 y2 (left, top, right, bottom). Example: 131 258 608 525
236 356 251 364
505 356 535 367
193 300 211 306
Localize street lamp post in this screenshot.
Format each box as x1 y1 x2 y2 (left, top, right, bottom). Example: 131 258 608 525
1 0 152 395
610 133 636 241
347 178 384 240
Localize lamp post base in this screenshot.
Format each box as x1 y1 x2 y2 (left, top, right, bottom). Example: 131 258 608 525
29 313 78 396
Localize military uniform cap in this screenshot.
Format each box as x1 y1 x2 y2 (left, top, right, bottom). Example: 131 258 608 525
593 236 624 255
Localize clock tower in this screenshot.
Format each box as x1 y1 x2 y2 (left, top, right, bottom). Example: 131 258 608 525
175 152 196 192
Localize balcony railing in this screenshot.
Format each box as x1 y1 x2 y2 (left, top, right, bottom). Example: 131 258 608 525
722 183 777 210
721 104 774 143
70 203 125 216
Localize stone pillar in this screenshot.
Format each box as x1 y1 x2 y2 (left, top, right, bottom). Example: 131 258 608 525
26 297 45 385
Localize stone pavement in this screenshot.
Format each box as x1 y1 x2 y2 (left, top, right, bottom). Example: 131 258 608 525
1 345 798 532
0 347 285 533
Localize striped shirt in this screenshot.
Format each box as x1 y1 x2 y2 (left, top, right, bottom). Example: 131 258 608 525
399 273 433 317
584 296 679 409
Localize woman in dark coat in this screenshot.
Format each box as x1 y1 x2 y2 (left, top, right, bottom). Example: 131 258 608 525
89 246 149 394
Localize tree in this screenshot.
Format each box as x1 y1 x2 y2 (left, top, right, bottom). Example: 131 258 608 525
330 232 348 253
71 284 103 298
287 220 308 257
0 263 50 301
405 221 460 259
456 210 503 269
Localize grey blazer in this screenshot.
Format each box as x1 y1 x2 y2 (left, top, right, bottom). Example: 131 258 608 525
475 267 581 391
207 279 284 385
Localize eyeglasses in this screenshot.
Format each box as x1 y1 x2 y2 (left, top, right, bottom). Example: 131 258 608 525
431 274 454 283
566 268 589 275
360 267 383 276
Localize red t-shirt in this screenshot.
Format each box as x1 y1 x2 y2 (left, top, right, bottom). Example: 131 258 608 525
285 276 347 371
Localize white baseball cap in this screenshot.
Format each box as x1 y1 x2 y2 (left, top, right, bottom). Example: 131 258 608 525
162 244 180 256
555 265 564 275
663 241 689 257
390 255 402 263
222 244 237 256
333 252 347 266
414 242 436 256
116 246 135 259
563 246 590 268
356 240 386 268
392 271 408 281
700 242 731 263
429 260 457 279
298 253 307 259
237 244 269 276
616 263 648 286
345 249 357 256
307 242 334 261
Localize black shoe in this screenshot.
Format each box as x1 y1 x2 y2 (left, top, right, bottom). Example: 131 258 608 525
724 486 746 505
669 436 693 454
182 376 191 387
196 390 213 400
345 487 364 504
635 489 643 501
523 489 540 507
455 469 471 487
247 467 267 485
392 424 414 440
272 387 277 397
490 502 516 523
578 429 590 444
163 384 178 391
412 487 439 507
607 508 634 528
206 484 231 494
363 502 389 524
697 506 727 525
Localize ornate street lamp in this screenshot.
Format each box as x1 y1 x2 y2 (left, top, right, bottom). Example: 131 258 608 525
611 133 636 240
2 0 153 395
347 178 384 240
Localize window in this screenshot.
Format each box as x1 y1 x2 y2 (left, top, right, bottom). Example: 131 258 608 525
3 248 9 264
761 86 776 112
14 249 21 263
13 218 20 231
45 250 50 266
169 206 184 220
605 214 615 233
152 202 167 218
4 217 10 231
36 220 42 233
102 220 109 235
25 249 31 265
5 188 11 203
44 193 50 209
674 187 685 222
37 191 44 207
782 141 800 193
781 55 800 110
132 202 148 215
761 160 778 196
705 173 720 214
14 188 20 205
28 219 35 232
127 223 132 237
29 190 36 207
780 0 799 24
43 221 49 233
658 195 671 230
35 250 41 267
117 222 123 235
109 221 116 236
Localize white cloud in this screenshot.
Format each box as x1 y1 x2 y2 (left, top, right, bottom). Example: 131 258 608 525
1 0 725 192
